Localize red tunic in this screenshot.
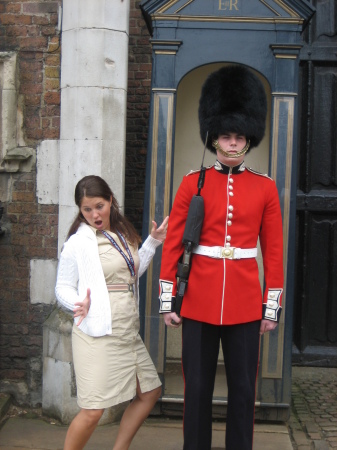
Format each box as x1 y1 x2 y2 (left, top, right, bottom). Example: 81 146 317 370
159 161 284 325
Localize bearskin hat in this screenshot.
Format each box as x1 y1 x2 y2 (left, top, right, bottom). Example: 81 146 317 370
198 65 267 152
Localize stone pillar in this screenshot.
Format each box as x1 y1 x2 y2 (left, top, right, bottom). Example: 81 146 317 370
42 0 131 423
42 309 78 424
58 0 130 248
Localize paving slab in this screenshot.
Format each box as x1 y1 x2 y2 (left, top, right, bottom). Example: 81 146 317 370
0 417 292 450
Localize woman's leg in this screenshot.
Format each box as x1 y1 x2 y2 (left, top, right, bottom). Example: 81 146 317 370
63 408 104 450
113 379 161 450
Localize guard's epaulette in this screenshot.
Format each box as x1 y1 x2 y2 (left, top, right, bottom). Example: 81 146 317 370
186 165 213 177
246 167 273 180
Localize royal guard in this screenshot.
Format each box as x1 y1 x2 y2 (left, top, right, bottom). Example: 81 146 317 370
159 65 284 450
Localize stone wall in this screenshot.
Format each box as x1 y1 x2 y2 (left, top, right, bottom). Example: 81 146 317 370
0 0 152 407
0 1 61 142
0 1 61 406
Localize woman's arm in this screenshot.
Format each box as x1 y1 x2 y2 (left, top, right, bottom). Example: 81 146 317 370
55 244 81 311
138 216 169 277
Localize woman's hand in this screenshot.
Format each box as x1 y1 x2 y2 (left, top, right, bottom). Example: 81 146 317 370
74 288 91 326
151 216 169 242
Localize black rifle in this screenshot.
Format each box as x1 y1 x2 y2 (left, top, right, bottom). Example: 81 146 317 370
174 133 208 315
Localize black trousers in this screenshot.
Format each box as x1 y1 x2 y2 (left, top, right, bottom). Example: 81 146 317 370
182 318 261 450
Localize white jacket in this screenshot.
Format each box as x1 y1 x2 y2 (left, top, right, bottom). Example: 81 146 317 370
55 223 161 337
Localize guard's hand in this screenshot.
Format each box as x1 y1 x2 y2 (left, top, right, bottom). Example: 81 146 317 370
151 216 169 242
163 312 182 328
74 288 91 326
259 319 278 335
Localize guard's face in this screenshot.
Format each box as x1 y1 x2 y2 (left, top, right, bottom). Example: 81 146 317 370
216 133 247 166
80 196 112 231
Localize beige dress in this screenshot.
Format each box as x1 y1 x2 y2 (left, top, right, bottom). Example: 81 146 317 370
72 230 161 409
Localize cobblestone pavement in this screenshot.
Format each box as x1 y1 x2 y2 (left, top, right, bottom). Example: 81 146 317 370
288 367 337 449
1 366 337 449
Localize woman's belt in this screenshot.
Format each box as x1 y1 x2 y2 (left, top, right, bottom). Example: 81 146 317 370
192 245 257 260
106 283 134 293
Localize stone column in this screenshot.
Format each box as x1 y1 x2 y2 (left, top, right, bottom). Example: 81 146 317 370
58 0 130 248
42 0 131 424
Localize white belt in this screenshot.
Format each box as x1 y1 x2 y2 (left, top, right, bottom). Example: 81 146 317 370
192 245 257 260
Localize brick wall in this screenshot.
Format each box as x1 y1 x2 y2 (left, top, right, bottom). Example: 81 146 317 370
125 0 152 235
0 0 151 406
0 1 61 405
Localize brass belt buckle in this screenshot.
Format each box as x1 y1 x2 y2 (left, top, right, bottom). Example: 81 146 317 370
221 247 236 259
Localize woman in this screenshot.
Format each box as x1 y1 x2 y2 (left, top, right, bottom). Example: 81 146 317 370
55 175 168 450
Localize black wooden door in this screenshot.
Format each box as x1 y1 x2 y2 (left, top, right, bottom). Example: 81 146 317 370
294 0 337 366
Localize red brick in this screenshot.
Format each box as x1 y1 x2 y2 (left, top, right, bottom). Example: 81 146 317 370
27 234 42 245
1 370 26 379
41 105 60 116
45 66 59 78
45 79 59 90
0 246 12 257
139 63 152 71
44 247 57 258
23 2 59 14
41 26 56 36
47 38 60 53
32 16 50 25
39 204 58 213
26 336 43 347
7 25 28 37
44 91 60 105
31 215 47 224
6 278 28 290
42 128 59 139
10 347 27 358
48 215 58 226
22 70 43 83
27 247 47 258
45 54 60 65
19 215 32 225
51 116 60 127
25 95 42 107
20 82 43 95
42 118 50 129
24 115 41 129
27 25 40 37
24 224 35 234
44 237 57 247
14 191 35 203
1 14 32 25
20 36 48 50
26 128 43 139
5 4 22 14
49 13 58 26
11 223 25 234
37 225 51 235
13 202 38 215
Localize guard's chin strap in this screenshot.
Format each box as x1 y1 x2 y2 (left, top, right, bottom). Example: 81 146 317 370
212 139 250 158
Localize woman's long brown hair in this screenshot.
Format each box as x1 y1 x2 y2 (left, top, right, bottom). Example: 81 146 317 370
67 175 141 247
